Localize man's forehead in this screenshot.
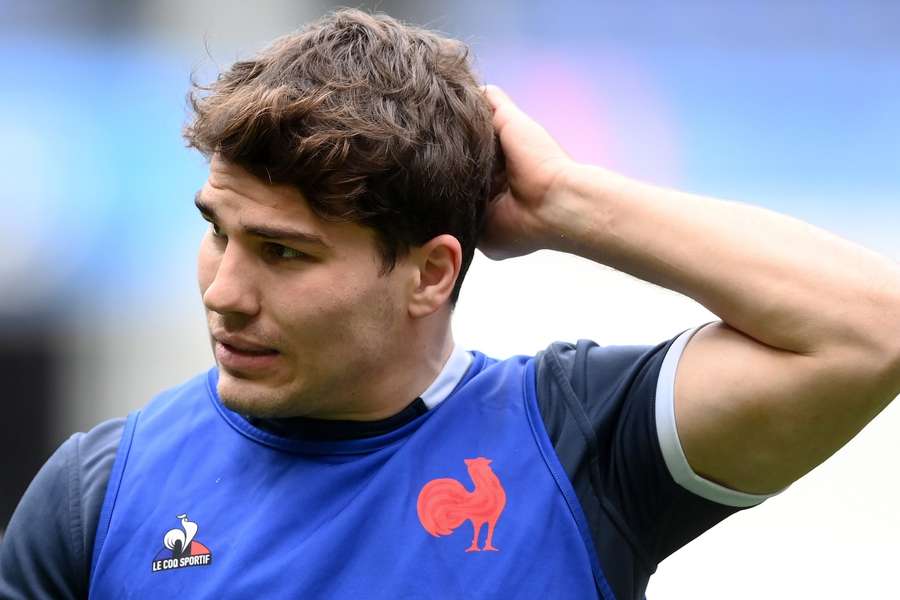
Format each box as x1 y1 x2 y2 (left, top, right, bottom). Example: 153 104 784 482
206 156 306 212
199 180 301 216
198 158 382 253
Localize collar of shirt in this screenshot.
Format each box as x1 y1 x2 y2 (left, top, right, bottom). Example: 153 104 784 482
249 344 473 441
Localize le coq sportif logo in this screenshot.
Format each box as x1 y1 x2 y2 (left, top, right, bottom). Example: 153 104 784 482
151 513 213 572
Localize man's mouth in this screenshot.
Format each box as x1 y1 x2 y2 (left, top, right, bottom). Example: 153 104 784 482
212 331 278 353
214 337 281 373
220 342 278 356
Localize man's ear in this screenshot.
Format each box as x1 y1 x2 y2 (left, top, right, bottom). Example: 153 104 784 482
408 234 462 318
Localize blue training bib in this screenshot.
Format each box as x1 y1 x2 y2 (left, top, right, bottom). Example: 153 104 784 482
89 353 616 599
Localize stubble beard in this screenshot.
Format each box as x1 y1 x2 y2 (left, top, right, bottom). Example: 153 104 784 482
216 373 313 419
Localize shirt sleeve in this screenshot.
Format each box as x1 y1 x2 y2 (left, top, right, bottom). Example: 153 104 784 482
0 418 123 600
535 325 782 594
655 325 783 507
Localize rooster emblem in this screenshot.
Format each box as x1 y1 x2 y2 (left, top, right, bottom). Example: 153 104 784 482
417 457 507 552
151 513 212 572
164 514 200 558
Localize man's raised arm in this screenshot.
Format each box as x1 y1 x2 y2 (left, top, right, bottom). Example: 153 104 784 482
479 84 900 495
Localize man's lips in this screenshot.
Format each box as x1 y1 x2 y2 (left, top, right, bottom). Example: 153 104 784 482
220 341 277 355
212 334 280 373
215 341 280 372
212 332 278 353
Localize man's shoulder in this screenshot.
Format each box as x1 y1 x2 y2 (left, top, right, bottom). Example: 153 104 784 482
78 417 127 485
0 368 216 599
0 417 125 598
537 338 666 381
534 336 702 583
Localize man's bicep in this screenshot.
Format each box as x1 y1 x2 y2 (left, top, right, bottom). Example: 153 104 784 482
674 320 883 495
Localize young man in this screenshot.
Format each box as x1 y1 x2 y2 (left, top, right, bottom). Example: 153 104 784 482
2 9 898 599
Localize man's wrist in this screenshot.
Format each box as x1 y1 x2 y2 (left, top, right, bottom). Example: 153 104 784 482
540 162 631 256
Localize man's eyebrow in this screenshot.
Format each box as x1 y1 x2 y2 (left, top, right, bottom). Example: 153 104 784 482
193 192 331 248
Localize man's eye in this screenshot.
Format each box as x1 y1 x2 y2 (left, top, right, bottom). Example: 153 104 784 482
266 244 306 260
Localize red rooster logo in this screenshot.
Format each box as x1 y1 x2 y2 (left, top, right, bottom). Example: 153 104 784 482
417 457 507 552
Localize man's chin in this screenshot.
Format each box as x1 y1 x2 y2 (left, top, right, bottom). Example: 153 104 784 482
216 373 292 418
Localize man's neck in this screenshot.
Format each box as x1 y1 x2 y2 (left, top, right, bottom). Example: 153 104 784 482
345 332 455 421
304 319 456 422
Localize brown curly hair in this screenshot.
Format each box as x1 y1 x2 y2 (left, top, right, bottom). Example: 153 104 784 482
184 8 502 305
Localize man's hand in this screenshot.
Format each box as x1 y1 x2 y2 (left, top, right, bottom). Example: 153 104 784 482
479 85 577 260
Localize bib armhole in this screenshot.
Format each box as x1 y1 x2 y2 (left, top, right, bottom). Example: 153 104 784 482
89 409 140 580
522 358 618 600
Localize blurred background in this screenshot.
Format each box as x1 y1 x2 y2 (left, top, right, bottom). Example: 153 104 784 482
1 1 898 597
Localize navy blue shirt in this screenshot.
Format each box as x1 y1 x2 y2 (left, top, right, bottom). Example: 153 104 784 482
0 330 774 599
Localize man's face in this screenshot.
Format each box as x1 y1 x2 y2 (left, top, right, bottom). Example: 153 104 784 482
196 156 411 419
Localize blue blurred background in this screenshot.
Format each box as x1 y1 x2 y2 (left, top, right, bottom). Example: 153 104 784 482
1 1 898 597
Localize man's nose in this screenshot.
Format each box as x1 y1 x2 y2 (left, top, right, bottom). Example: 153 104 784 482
202 243 261 317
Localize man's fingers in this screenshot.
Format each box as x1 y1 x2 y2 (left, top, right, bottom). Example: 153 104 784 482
481 84 518 131
481 84 511 110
